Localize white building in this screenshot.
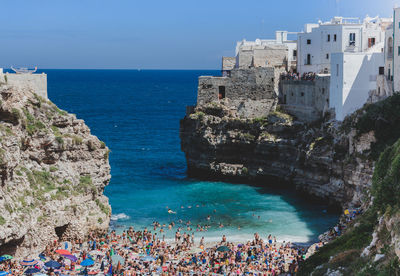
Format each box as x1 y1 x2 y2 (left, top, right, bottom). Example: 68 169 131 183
298 16 388 75
235 31 297 70
393 8 400 92
330 50 384 121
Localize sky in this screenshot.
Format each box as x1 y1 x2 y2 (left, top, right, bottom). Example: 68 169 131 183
0 0 399 69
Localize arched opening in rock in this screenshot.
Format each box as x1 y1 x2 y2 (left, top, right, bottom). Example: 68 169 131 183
55 224 69 240
0 236 25 256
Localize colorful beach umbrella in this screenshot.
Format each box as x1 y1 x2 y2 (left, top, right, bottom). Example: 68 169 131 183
80 259 94 267
140 256 155 262
111 255 125 265
216 246 230 252
20 259 38 266
0 255 12 260
90 250 104 256
0 272 9 276
24 268 40 274
62 254 77 262
44 260 61 269
55 249 71 255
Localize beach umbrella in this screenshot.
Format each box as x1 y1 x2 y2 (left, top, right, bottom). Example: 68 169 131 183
140 256 155 262
20 259 38 266
111 255 124 265
24 268 40 274
62 254 76 261
100 261 104 271
0 258 5 262
0 255 12 260
62 254 77 262
0 272 9 276
216 246 230 252
44 260 61 269
90 250 105 256
55 249 71 255
188 247 203 254
80 259 94 267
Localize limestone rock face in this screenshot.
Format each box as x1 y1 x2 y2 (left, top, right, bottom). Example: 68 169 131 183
180 101 374 207
0 85 111 258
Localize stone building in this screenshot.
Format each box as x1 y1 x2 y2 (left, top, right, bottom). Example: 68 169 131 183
0 68 47 99
196 68 278 118
280 75 330 122
234 31 297 71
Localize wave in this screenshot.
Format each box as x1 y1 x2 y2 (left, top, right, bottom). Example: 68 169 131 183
111 213 130 221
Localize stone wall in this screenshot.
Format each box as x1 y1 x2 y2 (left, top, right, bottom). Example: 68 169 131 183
197 68 277 118
253 45 288 68
280 75 330 121
1 73 47 99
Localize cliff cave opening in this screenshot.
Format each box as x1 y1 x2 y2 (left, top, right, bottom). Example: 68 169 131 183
55 224 70 240
0 236 25 256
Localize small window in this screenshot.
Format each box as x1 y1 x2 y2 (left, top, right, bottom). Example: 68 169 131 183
218 86 225 99
334 34 337 41
326 53 329 59
291 92 294 96
327 34 330 42
398 46 400 56
301 92 304 97
349 33 356 46
399 22 400 29
322 88 325 94
307 39 311 45
293 50 297 57
306 54 311 65
379 67 384 75
336 64 339 76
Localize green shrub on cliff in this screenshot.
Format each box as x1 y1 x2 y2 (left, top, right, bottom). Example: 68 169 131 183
372 138 400 213
356 93 400 159
0 216 5 225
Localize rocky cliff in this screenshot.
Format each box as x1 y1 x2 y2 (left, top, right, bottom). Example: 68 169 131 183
180 93 400 275
0 85 111 258
180 99 375 208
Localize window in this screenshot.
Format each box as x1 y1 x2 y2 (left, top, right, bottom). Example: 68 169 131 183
322 88 325 95
336 64 339 76
349 33 356 46
334 34 337 41
293 50 297 57
306 54 311 65
399 22 400 29
326 53 329 59
398 46 400 56
301 92 304 97
327 34 330 42
368 37 376 48
307 39 311 45
218 86 225 99
379 67 384 75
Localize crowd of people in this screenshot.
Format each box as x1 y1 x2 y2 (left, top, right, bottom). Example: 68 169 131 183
0 226 307 275
280 72 316 81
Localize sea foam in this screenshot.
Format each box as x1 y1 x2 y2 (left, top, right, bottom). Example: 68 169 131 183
111 213 130 221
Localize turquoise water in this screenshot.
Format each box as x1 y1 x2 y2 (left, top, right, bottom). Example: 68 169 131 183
44 69 338 243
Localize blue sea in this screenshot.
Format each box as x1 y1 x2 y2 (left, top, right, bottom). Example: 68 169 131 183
42 69 338 244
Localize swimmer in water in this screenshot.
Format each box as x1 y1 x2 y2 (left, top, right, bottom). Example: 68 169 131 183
168 209 176 214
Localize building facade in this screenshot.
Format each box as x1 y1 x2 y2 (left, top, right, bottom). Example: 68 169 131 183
297 17 388 75
330 51 384 121
234 31 297 71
